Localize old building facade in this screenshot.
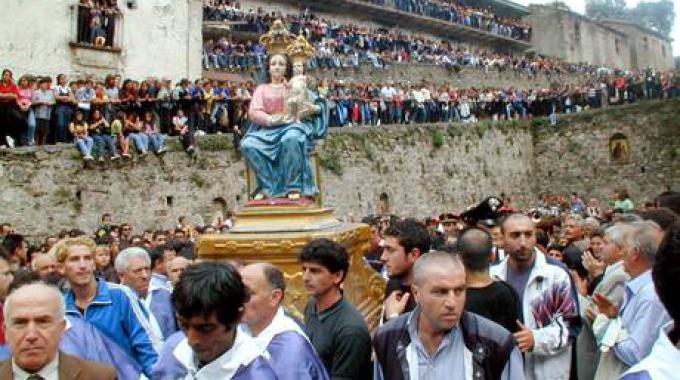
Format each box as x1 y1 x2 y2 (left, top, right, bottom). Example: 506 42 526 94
0 0 203 80
529 5 674 71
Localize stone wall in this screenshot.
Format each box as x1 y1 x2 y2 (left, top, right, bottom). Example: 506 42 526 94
0 120 534 240
529 5 633 70
0 0 202 80
1 100 679 240
532 99 680 204
600 20 674 70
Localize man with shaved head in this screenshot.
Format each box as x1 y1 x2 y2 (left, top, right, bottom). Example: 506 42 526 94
0 282 116 379
457 228 520 333
374 251 524 380
490 213 579 380
240 262 328 380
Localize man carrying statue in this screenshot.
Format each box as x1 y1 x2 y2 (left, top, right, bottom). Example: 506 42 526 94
240 20 329 201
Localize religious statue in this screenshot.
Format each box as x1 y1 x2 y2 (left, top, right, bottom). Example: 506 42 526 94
240 20 329 201
285 35 316 123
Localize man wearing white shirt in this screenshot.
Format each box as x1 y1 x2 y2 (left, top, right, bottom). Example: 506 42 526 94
0 282 116 380
240 263 328 380
115 247 167 351
152 262 276 379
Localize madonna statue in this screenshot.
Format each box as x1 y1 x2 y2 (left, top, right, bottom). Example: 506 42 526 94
240 21 328 200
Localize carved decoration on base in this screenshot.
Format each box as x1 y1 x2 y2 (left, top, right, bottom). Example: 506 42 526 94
197 215 386 330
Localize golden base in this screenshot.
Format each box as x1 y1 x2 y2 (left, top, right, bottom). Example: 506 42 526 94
197 207 386 330
231 205 341 233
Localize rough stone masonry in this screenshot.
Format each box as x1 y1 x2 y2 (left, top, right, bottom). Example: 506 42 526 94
0 99 678 240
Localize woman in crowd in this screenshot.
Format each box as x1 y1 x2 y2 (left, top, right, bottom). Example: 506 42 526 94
16 75 34 146
124 110 148 156
613 188 635 213
54 73 76 143
69 109 94 161
142 110 166 155
0 70 22 146
90 108 118 161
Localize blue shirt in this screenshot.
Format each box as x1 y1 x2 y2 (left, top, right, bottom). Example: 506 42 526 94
614 270 671 366
64 279 158 377
621 323 680 380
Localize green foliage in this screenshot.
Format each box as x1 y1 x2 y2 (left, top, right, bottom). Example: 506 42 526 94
567 140 581 154
586 0 628 20
197 135 234 151
586 0 674 37
629 0 675 36
447 123 465 138
165 138 183 151
319 151 343 176
190 172 207 188
72 199 83 214
474 121 490 138
54 186 70 201
431 129 444 149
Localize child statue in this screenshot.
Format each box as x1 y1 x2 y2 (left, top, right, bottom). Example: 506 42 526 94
285 35 317 123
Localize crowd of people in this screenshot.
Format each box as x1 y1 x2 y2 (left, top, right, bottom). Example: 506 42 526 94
0 188 678 379
203 0 531 42
1 65 677 157
374 0 531 41
76 0 120 48
202 7 573 74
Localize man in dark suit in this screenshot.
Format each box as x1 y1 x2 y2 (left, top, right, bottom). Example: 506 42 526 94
0 282 116 380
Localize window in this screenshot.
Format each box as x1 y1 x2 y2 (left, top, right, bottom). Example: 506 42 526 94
615 38 620 54
574 21 581 44
75 1 122 48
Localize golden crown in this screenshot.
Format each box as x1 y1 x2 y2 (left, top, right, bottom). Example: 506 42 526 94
287 35 316 63
259 19 294 56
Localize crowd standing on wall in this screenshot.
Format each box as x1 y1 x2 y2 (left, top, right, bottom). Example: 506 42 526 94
1 66 678 158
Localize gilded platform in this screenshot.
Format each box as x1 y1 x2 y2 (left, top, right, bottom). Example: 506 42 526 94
197 206 386 330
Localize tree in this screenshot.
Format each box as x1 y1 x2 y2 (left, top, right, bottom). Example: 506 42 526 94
628 0 675 36
585 0 627 20
586 0 675 37
549 1 571 11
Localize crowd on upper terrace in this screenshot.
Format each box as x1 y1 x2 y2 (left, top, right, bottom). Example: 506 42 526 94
201 6 591 76
203 0 531 42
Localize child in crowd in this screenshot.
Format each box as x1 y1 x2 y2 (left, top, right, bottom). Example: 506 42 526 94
172 109 195 154
69 109 94 160
142 110 166 155
110 110 128 158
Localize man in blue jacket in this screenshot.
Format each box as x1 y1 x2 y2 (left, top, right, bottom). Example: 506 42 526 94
56 236 159 377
